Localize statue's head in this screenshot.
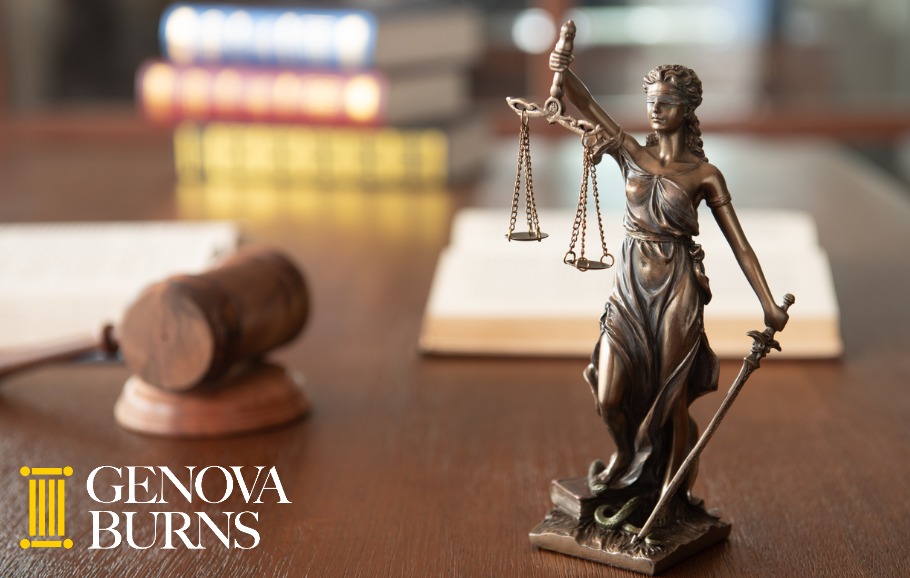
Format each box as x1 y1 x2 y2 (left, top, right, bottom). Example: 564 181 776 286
643 65 703 112
642 65 706 159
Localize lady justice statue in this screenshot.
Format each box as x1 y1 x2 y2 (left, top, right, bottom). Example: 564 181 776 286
510 22 793 574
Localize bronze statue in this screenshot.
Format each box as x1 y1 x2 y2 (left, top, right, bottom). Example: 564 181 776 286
509 22 793 574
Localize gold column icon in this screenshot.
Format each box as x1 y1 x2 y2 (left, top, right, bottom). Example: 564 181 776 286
20 466 73 549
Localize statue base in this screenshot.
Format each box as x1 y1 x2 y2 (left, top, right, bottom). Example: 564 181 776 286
114 362 309 438
529 478 731 575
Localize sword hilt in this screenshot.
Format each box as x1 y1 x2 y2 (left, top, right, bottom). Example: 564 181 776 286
748 293 795 364
770 293 795 334
782 293 795 312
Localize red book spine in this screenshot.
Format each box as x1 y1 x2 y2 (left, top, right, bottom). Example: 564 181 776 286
136 60 388 125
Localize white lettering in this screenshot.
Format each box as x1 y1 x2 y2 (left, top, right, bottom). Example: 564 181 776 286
125 512 159 549
231 466 265 503
255 467 291 504
90 511 122 549
233 511 260 549
197 512 233 548
162 512 203 550
126 466 158 504
84 465 282 550
196 466 233 504
158 466 195 503
86 466 123 503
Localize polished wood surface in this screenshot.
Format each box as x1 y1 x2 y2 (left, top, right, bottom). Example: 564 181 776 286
1 126 909 577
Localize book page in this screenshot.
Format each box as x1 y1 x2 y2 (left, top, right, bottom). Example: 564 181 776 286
421 208 842 358
0 221 239 349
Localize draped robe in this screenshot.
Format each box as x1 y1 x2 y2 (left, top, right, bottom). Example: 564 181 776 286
590 139 728 492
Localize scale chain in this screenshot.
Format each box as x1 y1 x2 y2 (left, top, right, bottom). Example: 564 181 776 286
589 145 611 261
565 171 585 264
508 115 529 239
522 119 537 234
526 129 542 237
579 155 588 264
507 111 547 242
563 142 614 270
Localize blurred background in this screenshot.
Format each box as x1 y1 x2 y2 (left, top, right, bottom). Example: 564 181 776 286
1 0 909 186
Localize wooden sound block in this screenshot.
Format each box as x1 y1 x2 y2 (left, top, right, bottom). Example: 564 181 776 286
114 362 309 437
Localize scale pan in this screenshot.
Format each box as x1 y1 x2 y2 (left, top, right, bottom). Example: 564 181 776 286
507 231 549 241
571 257 611 271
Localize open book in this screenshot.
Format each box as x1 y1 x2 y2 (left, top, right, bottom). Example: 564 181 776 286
419 208 842 359
0 221 238 350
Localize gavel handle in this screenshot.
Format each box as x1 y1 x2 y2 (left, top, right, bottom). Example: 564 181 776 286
0 324 119 382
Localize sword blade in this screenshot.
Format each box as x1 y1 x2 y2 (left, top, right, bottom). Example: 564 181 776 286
632 293 795 544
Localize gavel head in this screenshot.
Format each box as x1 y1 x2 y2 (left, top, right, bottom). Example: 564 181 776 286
118 247 308 391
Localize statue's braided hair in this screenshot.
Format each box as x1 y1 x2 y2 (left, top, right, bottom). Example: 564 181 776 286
643 64 706 161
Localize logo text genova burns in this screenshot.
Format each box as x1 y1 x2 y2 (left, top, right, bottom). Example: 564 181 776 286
87 466 290 550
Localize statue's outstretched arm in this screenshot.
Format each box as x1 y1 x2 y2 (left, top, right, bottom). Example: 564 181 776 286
556 69 622 141
544 21 621 143
707 171 789 331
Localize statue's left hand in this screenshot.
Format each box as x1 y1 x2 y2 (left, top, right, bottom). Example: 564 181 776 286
764 304 789 332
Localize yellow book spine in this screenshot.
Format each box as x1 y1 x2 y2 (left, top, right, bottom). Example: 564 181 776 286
174 122 450 188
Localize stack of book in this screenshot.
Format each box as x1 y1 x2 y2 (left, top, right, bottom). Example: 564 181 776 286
136 2 486 188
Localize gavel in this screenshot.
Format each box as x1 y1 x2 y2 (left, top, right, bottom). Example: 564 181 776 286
119 246 308 391
0 247 308 388
0 247 310 436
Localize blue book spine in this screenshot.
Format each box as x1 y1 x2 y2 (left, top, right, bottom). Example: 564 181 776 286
159 3 379 70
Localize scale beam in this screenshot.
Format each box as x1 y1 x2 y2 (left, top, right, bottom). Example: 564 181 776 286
506 97 598 138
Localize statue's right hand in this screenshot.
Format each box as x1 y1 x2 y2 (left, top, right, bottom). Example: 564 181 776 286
549 51 571 72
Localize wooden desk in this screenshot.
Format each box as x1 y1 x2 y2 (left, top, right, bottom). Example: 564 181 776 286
1 128 909 577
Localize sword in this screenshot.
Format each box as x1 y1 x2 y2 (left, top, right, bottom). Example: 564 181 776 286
632 293 796 545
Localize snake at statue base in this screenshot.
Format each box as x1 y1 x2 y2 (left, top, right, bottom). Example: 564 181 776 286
593 497 662 546
588 460 663 545
593 496 642 530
